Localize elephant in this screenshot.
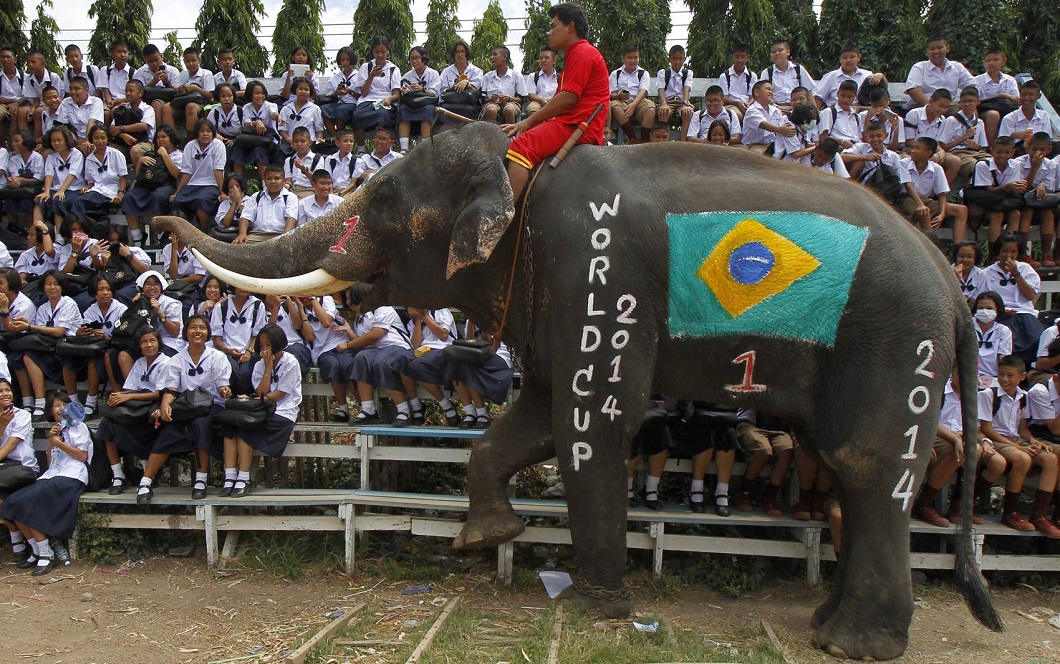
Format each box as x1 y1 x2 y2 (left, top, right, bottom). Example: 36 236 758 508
155 121 1002 660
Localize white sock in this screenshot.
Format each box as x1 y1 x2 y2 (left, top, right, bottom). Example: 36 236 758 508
715 482 730 507
28 538 38 557
224 468 237 482
236 471 250 482
395 401 410 415
463 404 475 416
439 398 453 411
110 463 125 480
86 395 98 408
10 531 24 553
36 538 52 562
399 137 409 151
408 398 422 412
21 397 32 408
33 398 45 412
627 476 634 491
690 479 705 503
194 472 208 485
476 407 488 417
129 228 143 243
69 394 80 404
137 477 152 495
645 475 661 496
139 459 148 471
359 401 376 415
336 404 349 415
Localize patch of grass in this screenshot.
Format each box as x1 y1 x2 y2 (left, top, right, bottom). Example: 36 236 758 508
233 531 344 580
74 507 182 563
419 605 553 664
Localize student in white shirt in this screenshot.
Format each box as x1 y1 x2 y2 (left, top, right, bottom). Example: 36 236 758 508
481 46 527 125
858 87 905 152
815 44 887 108
608 46 656 143
939 86 990 182
741 81 793 150
18 51 62 132
77 273 129 413
349 37 402 153
982 234 1043 363
297 170 343 227
1012 133 1060 265
235 166 298 243
0 131 45 221
999 80 1054 147
110 80 157 168
343 288 415 425
0 380 39 560
321 46 360 137
719 43 756 116
973 291 1013 381
56 76 105 150
34 126 85 229
208 84 242 168
232 81 281 178
62 45 102 98
351 126 402 185
902 137 969 241
171 119 226 230
0 47 25 128
964 138 1025 243
524 48 559 116
262 294 312 376
164 47 215 135
210 287 267 394
843 121 928 218
0 391 92 575
282 127 320 198
438 40 484 95
122 125 182 246
397 46 441 152
326 130 357 194
213 48 247 102
904 36 973 109
101 40 133 116
973 48 1021 145
135 44 181 108
810 138 850 179
401 307 458 425
220 324 303 497
773 102 818 165
760 39 815 106
817 80 862 150
656 45 694 139
686 86 741 145
278 78 323 156
280 45 318 107
68 126 128 222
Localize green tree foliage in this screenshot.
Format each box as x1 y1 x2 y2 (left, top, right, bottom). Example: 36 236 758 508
685 0 729 76
29 0 62 73
270 0 326 77
519 0 553 74
772 0 820 72
470 0 508 71
88 0 153 69
583 0 668 72
192 0 270 76
0 0 29 57
818 0 926 78
1016 0 1060 99
423 0 461 70
161 31 183 69
728 0 777 70
351 0 415 69
925 0 1018 71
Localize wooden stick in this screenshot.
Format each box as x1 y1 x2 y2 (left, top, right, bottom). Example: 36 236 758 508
761 619 793 664
283 602 365 664
434 107 476 125
404 596 461 664
549 103 605 168
546 606 564 664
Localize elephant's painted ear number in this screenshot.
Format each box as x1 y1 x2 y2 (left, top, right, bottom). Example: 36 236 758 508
726 350 766 394
328 216 360 255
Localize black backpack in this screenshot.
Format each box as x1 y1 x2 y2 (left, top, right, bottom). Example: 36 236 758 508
137 151 174 190
857 77 888 107
663 67 690 95
85 429 111 492
860 162 905 203
110 297 159 353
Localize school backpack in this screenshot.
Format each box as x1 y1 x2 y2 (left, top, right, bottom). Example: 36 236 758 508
287 154 323 179
137 151 174 190
860 161 904 203
857 77 888 107
220 298 263 337
85 429 111 493
766 63 803 88
65 65 98 89
991 387 1028 417
827 106 862 133
611 67 646 91
663 67 690 95
724 69 752 93
110 297 160 353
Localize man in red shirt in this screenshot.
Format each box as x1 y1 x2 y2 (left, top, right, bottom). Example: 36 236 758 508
502 2 610 201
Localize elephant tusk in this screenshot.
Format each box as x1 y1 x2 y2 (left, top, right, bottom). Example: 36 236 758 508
191 248 354 297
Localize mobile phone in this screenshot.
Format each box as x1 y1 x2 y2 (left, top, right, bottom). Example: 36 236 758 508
35 229 43 243
86 321 103 330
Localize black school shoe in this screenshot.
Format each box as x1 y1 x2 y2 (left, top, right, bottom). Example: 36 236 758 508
31 557 54 576
443 410 460 427
473 415 491 429
688 491 707 514
352 412 381 425
458 414 476 429
136 486 153 505
392 412 411 428
16 555 37 569
231 480 250 498
330 409 350 423
411 409 425 425
642 490 662 511
109 477 127 495
191 480 208 500
714 495 732 517
218 480 235 498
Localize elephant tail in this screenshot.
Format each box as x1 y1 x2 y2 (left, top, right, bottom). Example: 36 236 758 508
953 312 1003 632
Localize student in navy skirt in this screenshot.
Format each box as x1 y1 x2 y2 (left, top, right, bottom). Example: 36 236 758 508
98 327 170 494
321 47 360 136
264 294 313 377
0 379 41 563
66 126 129 223
170 119 226 231
136 314 232 503
446 324 514 429
233 81 282 179
123 124 183 241
1 391 91 575
345 291 416 425
220 324 302 497
401 308 457 424
349 36 402 153
397 47 442 153
77 274 128 416
0 131 45 221
33 126 85 231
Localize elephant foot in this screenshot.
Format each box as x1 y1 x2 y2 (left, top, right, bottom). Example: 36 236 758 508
812 609 908 661
812 594 841 629
557 586 632 619
452 507 525 550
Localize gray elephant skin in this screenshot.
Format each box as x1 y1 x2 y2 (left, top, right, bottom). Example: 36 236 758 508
155 122 1003 660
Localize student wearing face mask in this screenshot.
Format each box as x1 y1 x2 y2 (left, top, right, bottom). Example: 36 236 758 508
973 291 1012 386
773 102 819 165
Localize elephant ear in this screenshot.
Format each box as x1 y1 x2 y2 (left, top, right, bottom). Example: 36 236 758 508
446 156 516 279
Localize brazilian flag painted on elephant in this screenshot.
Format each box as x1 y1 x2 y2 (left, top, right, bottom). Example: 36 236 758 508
667 212 869 347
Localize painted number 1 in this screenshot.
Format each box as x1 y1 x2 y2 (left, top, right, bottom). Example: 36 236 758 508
328 216 360 255
726 350 767 394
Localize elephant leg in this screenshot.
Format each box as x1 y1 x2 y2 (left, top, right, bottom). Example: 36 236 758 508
453 376 553 550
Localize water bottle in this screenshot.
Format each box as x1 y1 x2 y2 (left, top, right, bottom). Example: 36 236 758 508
53 541 70 566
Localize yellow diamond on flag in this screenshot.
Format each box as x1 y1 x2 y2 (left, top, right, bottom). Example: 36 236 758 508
696 218 821 318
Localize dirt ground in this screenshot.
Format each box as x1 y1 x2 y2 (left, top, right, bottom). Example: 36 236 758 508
1 556 1058 664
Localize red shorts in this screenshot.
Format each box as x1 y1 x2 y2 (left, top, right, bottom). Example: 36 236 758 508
506 121 591 170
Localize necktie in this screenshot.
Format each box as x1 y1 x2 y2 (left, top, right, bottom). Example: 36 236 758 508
195 150 207 161
31 254 45 266
178 252 189 263
230 310 247 324
57 159 69 172
977 329 993 349
97 156 108 173
1000 274 1017 287
187 363 205 376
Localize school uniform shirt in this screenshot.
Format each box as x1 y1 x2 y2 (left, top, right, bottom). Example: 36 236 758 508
102 62 133 100
23 69 62 103
325 69 360 104
439 63 484 91
296 194 343 227
181 138 227 187
251 352 302 422
0 148 7 187
956 264 985 300
978 385 1028 438
56 95 105 139
609 66 651 96
174 67 215 96
972 157 1020 188
56 240 100 271
818 105 862 144
0 69 24 100
14 248 57 277
210 295 267 353
1029 379 1060 427
154 294 185 351
719 66 756 103
284 151 320 189
124 354 172 392
814 67 872 107
214 199 244 228
905 59 974 98
1010 154 1060 190
39 107 62 135
83 147 129 199
40 422 92 484
354 306 409 350
63 65 103 96
813 152 850 179
0 407 38 474
938 381 965 432
284 71 317 105
406 309 456 350
272 302 308 349
524 68 558 101
209 105 242 138
972 72 1019 100
741 101 787 145
242 101 279 136
656 67 693 100
33 296 82 337
163 345 231 405
133 63 181 89
401 67 443 102
326 152 356 191
214 69 247 93
0 239 12 269
998 107 1054 140
160 242 206 280
982 261 1040 315
975 322 1013 377
6 150 44 183
759 63 814 104
774 125 818 164
858 109 906 146
902 106 947 141
307 296 341 362
481 68 528 99
44 150 86 192
120 101 156 141
940 111 988 150
82 299 128 336
495 340 513 368
352 60 401 103
352 150 401 181
687 107 740 140
1040 323 1060 358
842 143 910 183
242 189 297 234
281 100 323 140
901 158 950 199
6 293 37 325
